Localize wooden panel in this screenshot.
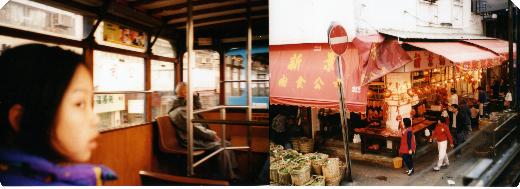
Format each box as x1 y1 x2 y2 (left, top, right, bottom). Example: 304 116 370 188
201 111 269 152
89 124 155 186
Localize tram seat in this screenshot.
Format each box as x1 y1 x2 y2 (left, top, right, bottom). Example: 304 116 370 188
139 170 229 186
156 116 205 156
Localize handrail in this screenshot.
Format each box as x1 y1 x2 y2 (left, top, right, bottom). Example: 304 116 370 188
193 105 268 114
493 114 517 132
192 119 268 126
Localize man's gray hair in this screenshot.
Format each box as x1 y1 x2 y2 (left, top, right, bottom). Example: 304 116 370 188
175 82 186 95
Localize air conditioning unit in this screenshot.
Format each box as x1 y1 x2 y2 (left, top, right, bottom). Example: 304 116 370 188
51 14 73 29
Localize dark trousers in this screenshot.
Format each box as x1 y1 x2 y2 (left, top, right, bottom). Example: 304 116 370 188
402 154 414 170
455 132 466 156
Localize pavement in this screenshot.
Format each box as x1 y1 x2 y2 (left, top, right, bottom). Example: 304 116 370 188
318 124 498 186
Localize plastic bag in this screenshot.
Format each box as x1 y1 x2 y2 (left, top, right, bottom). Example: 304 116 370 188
425 129 430 137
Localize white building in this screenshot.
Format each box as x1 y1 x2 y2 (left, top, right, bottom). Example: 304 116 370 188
270 0 486 45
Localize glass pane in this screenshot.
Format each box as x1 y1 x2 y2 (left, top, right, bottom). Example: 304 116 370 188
0 0 83 40
94 93 146 131
0 35 82 55
152 38 175 58
151 60 175 91
224 55 245 81
182 50 220 107
252 53 269 80
93 50 145 92
253 81 270 97
151 91 175 119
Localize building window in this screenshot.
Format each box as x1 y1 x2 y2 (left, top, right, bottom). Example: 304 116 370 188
93 50 147 131
182 50 220 108
0 0 83 40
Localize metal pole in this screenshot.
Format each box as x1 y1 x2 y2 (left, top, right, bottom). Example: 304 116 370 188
335 55 352 182
220 107 226 176
246 0 253 177
508 0 514 108
186 0 195 176
516 5 520 111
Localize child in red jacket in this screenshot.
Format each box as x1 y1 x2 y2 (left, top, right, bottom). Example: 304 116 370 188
399 118 416 176
429 117 454 171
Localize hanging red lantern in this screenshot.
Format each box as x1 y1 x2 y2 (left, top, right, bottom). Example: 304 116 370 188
407 88 415 97
384 90 392 98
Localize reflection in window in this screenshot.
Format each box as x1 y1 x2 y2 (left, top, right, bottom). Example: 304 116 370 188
182 50 220 108
151 60 175 119
94 93 146 131
93 50 145 92
0 0 83 40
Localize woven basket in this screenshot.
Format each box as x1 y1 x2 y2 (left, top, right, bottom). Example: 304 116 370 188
277 168 292 185
299 138 315 153
270 162 283 183
339 160 346 179
290 165 311 186
290 138 300 152
311 153 329 175
325 175 342 186
322 158 340 179
305 175 326 186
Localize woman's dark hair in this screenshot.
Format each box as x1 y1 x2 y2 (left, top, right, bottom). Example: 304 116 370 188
403 118 412 128
0 44 84 161
438 116 446 123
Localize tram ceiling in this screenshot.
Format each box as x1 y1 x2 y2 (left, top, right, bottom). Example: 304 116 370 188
35 0 268 40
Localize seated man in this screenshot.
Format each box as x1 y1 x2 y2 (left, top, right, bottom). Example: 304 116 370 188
168 82 238 180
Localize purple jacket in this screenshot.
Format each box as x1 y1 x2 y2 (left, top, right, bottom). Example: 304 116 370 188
0 148 117 186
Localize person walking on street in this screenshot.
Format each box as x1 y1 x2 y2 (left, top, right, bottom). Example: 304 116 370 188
448 104 470 158
429 117 454 171
399 118 416 176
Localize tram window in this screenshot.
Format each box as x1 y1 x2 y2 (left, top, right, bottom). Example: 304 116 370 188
93 50 146 130
0 35 82 55
0 0 83 40
224 51 269 107
93 50 145 92
94 93 146 131
152 38 175 58
182 50 220 108
151 60 175 119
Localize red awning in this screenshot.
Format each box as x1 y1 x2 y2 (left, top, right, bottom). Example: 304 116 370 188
405 41 502 71
463 39 517 60
354 34 413 85
269 43 367 112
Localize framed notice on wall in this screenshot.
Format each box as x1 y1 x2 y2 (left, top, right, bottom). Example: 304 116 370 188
103 22 146 49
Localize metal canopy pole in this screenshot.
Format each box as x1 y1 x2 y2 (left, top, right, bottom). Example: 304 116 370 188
186 0 195 176
335 56 353 182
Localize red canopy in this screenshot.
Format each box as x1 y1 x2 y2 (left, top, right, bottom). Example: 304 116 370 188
269 43 367 112
353 34 413 86
405 41 502 71
463 39 517 60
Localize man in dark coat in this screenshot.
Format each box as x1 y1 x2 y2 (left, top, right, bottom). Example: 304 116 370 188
448 104 471 158
168 82 238 180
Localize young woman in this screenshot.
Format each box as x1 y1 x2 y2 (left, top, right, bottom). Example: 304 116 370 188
0 44 117 185
399 117 416 176
429 117 454 171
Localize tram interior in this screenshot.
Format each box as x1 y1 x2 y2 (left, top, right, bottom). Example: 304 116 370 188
0 0 268 186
